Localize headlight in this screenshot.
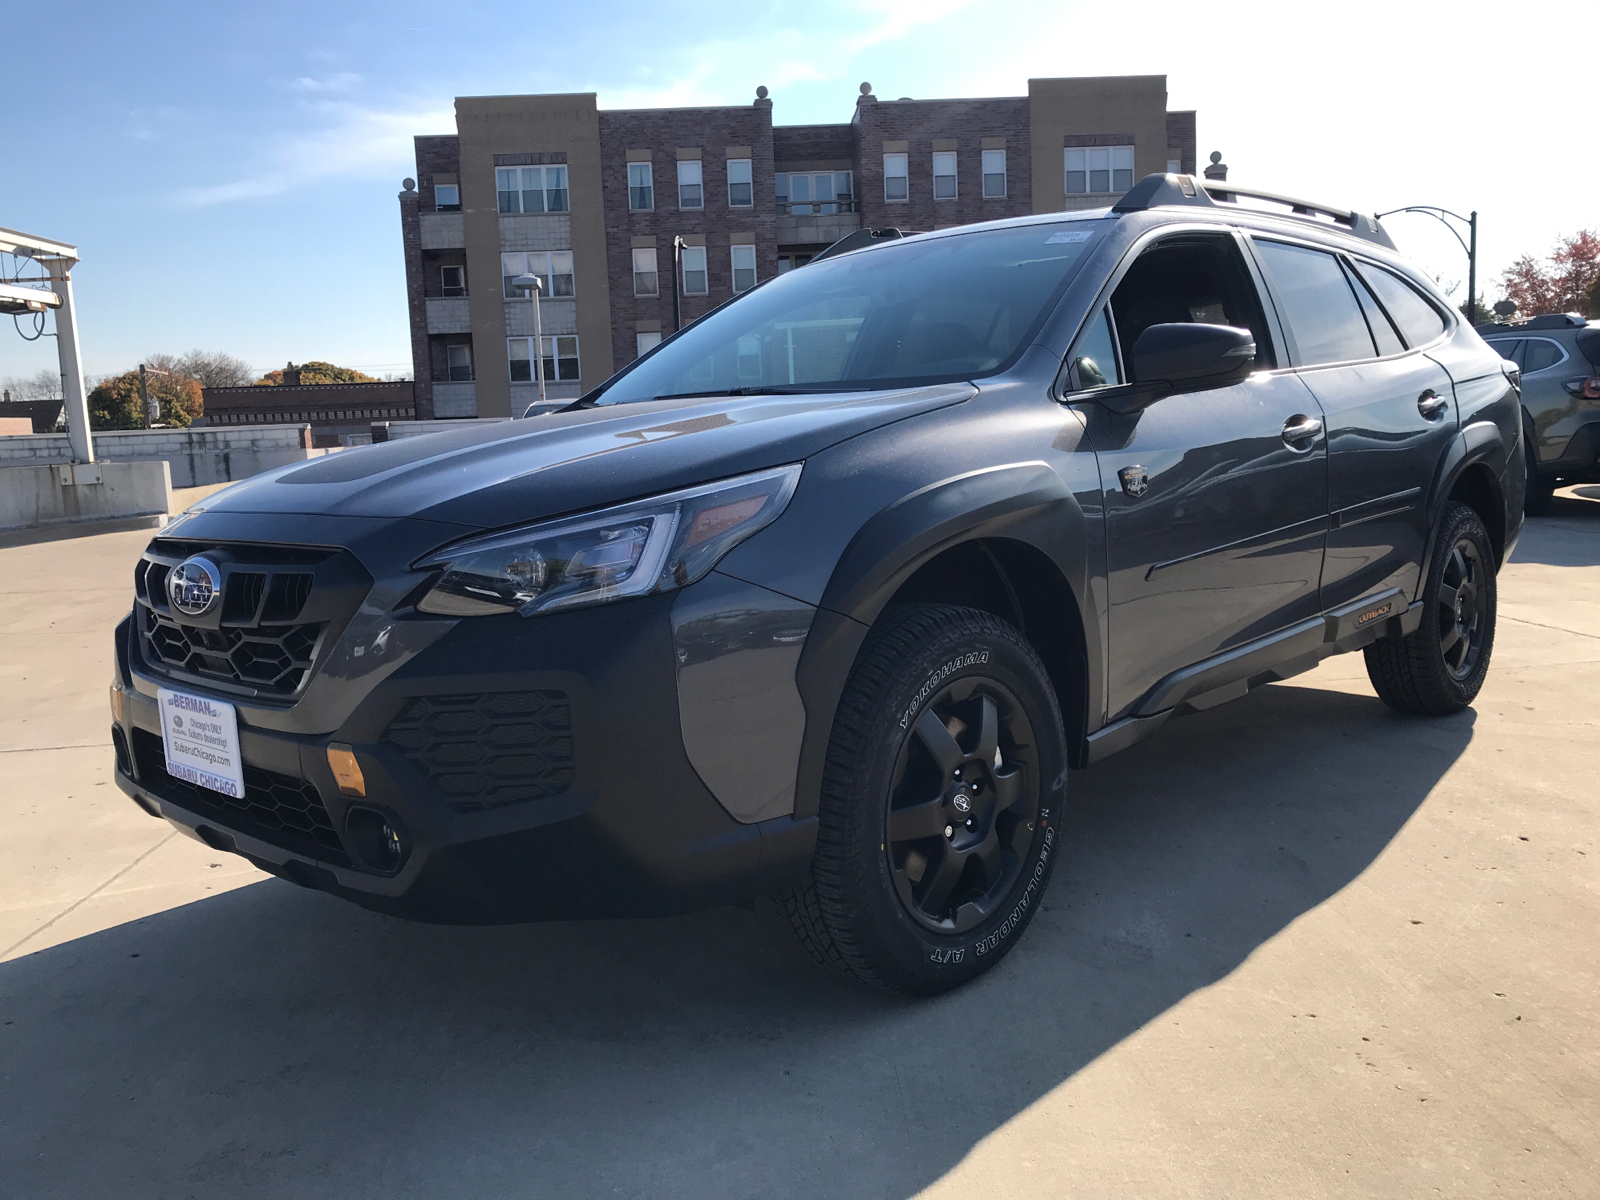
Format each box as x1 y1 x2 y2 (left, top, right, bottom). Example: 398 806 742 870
415 463 802 617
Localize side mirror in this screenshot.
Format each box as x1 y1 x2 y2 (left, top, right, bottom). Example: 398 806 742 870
1129 322 1256 391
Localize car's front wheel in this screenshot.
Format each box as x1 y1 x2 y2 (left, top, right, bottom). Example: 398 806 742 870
1364 501 1497 716
781 603 1066 995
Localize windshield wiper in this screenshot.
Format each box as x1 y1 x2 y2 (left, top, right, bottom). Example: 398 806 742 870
649 385 817 401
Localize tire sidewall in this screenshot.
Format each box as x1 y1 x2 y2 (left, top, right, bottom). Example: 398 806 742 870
1425 505 1497 705
828 610 1066 991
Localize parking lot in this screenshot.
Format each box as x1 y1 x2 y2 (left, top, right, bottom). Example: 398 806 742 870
1 489 1596 1199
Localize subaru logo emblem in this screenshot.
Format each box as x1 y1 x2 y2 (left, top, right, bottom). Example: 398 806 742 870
952 791 972 814
167 556 221 617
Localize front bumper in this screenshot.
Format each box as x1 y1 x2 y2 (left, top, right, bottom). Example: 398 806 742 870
113 586 818 923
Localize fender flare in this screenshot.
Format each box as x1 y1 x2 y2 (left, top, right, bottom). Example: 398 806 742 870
791 462 1098 818
1418 419 1509 595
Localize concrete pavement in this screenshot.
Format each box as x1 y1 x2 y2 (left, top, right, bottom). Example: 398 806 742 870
1 490 1596 1198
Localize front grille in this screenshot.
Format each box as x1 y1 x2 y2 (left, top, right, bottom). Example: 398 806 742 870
384 691 574 813
131 728 350 867
130 540 369 699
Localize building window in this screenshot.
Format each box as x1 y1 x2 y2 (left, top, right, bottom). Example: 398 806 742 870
1167 159 1182 174
501 251 575 300
982 150 1006 198
636 331 662 358
1065 146 1134 195
446 344 473 382
496 164 569 214
883 153 908 201
434 183 460 211
727 158 753 207
440 265 465 297
508 337 532 381
628 162 654 211
932 151 957 200
776 253 812 274
508 337 576 382
678 161 703 209
731 244 757 292
681 245 708 295
776 172 853 214
632 248 659 296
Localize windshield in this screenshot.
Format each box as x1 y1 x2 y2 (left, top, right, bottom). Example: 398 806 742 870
591 220 1107 405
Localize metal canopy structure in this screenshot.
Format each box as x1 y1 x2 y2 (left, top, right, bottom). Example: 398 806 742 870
1 225 92 462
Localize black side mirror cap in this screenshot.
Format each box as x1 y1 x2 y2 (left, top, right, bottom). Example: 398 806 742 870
1129 323 1256 391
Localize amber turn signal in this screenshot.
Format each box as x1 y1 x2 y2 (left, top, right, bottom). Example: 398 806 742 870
326 743 366 797
109 682 123 724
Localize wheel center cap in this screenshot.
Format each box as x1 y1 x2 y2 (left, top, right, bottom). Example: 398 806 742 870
952 791 973 815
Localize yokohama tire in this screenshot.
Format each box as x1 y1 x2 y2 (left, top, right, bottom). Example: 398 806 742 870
1364 501 1497 716
780 603 1067 995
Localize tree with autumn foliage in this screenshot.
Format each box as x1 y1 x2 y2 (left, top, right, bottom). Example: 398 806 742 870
253 361 377 386
1495 229 1600 319
87 368 205 430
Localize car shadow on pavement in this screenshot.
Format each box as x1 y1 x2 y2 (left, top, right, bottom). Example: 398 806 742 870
0 681 1472 1199
1510 490 1600 567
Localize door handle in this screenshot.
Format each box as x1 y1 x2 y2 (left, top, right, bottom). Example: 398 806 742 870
1281 414 1323 448
1418 390 1449 419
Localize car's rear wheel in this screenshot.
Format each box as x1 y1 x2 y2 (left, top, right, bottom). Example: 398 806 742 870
1364 502 1497 716
780 604 1066 995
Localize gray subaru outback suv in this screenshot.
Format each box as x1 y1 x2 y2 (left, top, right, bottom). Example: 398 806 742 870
1479 314 1600 513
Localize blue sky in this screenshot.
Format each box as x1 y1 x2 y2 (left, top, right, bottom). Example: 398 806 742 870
3 0 1592 383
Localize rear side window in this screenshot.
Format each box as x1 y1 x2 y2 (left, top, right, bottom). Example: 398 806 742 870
1351 261 1447 348
1484 338 1523 367
1522 338 1566 373
1254 240 1375 365
1343 261 1405 356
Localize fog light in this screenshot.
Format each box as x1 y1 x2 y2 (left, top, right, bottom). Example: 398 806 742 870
326 743 366 796
109 682 124 724
344 806 407 874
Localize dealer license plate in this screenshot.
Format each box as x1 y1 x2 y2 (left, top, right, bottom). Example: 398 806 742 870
157 687 245 799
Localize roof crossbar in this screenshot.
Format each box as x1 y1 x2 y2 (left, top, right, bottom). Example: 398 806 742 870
1111 173 1396 250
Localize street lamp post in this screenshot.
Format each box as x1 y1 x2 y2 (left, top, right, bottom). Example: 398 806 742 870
1375 205 1479 322
672 235 685 333
138 363 171 428
512 272 547 407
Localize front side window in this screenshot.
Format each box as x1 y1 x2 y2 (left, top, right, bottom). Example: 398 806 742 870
446 343 473 382
731 244 757 292
496 165 568 214
440 265 465 297
933 151 957 200
1108 233 1276 378
727 158 753 207
636 331 662 358
1254 240 1376 366
1065 308 1122 391
1349 261 1447 348
678 161 703 209
681 245 708 295
632 248 659 297
591 219 1106 405
1065 146 1134 195
628 162 654 211
982 150 1006 199
433 183 460 210
883 153 909 201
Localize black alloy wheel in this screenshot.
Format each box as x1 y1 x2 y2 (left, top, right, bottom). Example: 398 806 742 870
781 603 1066 995
1365 501 1497 717
886 682 1038 934
1436 536 1489 681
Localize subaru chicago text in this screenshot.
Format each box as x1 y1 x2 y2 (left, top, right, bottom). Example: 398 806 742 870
110 175 1522 994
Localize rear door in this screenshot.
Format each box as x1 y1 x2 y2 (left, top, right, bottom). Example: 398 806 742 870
1071 230 1330 719
1250 239 1456 611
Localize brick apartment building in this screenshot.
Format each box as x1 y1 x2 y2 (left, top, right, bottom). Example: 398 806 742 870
399 75 1197 420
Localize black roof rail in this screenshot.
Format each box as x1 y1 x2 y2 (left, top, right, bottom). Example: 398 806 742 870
1112 173 1397 250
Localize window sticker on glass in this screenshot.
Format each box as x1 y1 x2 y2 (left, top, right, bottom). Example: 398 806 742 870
1046 230 1093 245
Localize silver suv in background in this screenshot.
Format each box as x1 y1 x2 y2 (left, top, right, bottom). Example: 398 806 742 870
1479 314 1600 513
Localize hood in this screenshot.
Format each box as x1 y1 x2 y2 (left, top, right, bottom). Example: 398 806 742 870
195 385 973 530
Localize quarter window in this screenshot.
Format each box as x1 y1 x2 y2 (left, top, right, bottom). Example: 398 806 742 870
1521 337 1567 373
628 162 654 211
678 161 703 209
982 149 1006 198
1065 308 1122 391
727 158 753 207
1065 146 1134 195
681 246 708 295
632 248 659 297
933 151 957 200
1255 240 1376 365
731 244 757 292
1343 261 1405 356
495 165 569 214
1349 262 1447 348
883 153 908 201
